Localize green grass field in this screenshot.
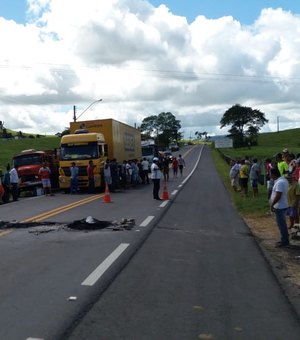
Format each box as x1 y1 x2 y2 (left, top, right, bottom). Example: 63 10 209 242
0 137 60 170
219 128 300 161
212 128 300 216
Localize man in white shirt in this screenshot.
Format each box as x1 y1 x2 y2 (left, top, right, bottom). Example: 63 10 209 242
151 158 162 200
9 166 19 201
270 167 289 247
141 158 150 184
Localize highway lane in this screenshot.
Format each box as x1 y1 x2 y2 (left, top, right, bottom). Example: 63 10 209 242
67 145 300 340
0 146 201 340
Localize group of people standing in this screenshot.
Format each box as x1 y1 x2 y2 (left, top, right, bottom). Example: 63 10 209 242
0 153 186 203
229 149 300 248
150 154 186 200
229 157 262 197
0 164 20 203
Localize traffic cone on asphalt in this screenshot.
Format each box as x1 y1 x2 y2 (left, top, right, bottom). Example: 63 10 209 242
103 183 113 203
162 179 169 200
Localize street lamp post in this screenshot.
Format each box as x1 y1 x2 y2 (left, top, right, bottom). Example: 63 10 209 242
73 99 103 122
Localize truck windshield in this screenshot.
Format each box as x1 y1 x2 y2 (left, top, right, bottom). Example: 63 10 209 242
60 143 99 160
14 154 42 167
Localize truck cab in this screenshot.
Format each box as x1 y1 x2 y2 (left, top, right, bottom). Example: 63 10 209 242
13 149 59 195
59 132 107 191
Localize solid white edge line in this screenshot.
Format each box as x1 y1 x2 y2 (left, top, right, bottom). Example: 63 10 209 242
139 215 155 227
81 243 130 286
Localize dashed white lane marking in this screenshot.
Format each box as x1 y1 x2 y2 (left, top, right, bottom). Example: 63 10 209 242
171 190 178 195
26 338 44 340
159 200 168 208
178 184 183 187
139 215 155 227
81 243 130 286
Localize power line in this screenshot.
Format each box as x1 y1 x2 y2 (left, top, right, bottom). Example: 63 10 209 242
0 62 299 84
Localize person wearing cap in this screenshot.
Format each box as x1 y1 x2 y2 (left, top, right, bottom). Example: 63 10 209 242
151 157 162 200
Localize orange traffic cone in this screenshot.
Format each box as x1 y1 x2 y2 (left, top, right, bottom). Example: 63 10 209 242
162 179 169 200
103 183 113 203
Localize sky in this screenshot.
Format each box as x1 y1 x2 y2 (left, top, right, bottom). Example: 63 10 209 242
0 0 299 139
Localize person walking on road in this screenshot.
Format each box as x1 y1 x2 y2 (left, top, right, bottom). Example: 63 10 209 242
172 157 178 177
9 165 19 201
151 157 162 200
178 154 185 176
70 162 79 194
270 167 289 247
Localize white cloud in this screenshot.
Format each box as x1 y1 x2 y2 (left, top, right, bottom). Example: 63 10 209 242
0 0 299 137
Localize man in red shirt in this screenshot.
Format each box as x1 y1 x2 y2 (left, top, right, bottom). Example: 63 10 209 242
87 160 96 193
39 162 53 196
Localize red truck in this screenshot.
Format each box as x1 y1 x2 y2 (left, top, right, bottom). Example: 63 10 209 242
13 149 59 195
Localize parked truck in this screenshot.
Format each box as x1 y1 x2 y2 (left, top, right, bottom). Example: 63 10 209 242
59 118 141 191
13 149 59 195
141 140 159 164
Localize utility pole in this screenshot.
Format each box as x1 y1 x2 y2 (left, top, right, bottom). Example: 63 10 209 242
73 99 102 122
73 106 77 122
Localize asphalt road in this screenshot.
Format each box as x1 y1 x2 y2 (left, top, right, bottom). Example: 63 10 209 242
66 146 300 340
0 146 199 340
1 145 300 339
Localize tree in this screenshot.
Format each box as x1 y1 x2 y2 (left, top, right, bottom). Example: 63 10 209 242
140 112 181 147
195 131 202 140
140 115 159 141
60 128 70 137
220 104 268 148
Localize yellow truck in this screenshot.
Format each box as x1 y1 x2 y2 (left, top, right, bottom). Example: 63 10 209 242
59 118 141 191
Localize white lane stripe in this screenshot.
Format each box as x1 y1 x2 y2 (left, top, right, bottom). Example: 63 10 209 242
159 201 168 207
171 190 178 195
139 215 155 227
81 243 130 286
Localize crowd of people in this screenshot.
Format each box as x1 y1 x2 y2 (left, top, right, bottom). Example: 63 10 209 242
0 153 186 204
229 148 300 248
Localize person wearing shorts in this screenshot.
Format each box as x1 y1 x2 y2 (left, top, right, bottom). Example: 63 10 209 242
39 162 53 196
178 154 185 176
250 158 260 197
239 159 249 196
286 174 300 229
